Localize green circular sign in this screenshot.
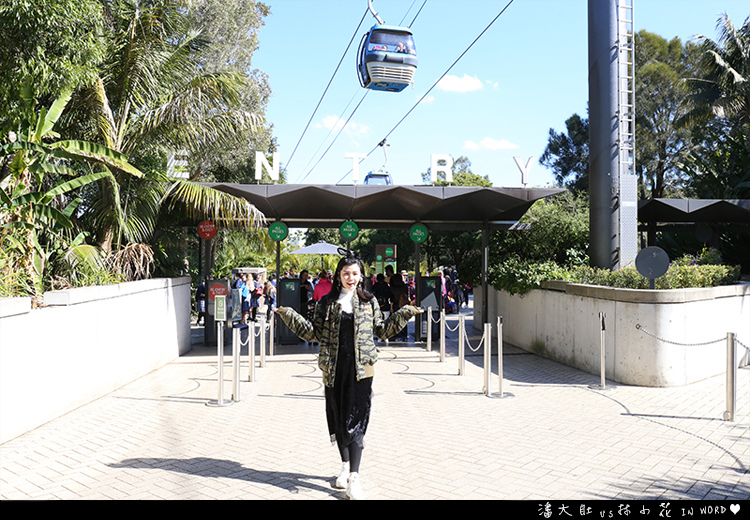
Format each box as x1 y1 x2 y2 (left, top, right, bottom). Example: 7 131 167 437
340 220 359 240
385 247 394 257
376 254 383 261
409 223 429 243
268 221 288 241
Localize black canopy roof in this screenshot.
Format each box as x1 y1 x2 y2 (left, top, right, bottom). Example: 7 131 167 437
204 183 566 230
638 198 750 224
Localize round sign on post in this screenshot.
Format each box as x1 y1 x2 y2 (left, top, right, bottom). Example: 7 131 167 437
268 221 288 241
340 220 359 241
635 246 670 289
410 223 429 243
198 220 217 240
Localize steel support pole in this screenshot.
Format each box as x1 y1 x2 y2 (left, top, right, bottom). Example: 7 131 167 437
426 306 432 352
483 322 491 396
259 318 266 368
269 312 275 356
207 321 232 407
458 315 465 376
589 312 613 391
724 332 737 421
439 310 446 362
232 325 241 402
588 0 620 270
248 321 256 383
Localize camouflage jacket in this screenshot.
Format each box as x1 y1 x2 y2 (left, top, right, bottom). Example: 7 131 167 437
276 292 420 387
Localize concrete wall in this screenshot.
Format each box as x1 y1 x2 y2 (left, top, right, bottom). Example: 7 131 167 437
475 282 750 387
0 277 192 444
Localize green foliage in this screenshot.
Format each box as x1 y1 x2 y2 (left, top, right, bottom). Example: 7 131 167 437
491 192 590 266
489 253 740 296
488 257 570 296
539 113 589 192
0 0 106 127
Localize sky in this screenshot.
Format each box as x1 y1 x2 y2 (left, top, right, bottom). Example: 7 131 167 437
251 0 749 188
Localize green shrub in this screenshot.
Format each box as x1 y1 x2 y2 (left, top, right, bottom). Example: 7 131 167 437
488 257 571 295
489 259 740 295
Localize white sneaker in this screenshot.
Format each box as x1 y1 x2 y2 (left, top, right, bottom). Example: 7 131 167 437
346 472 365 500
334 461 349 489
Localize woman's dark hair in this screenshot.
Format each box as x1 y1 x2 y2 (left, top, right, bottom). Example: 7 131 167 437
327 249 373 302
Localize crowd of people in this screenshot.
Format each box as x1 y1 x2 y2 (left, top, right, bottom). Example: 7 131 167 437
195 264 471 327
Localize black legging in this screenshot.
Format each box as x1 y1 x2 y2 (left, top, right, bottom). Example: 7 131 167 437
339 442 363 473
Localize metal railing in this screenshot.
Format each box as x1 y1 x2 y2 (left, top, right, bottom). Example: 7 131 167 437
635 323 747 422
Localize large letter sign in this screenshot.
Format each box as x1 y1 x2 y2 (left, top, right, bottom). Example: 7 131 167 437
345 153 367 184
430 154 453 183
255 151 280 181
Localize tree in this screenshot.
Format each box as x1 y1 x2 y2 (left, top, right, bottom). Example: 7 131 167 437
539 113 589 192
420 155 491 187
0 0 106 128
1 88 143 302
418 155 489 279
59 0 267 254
681 14 750 199
634 31 701 199
684 14 750 152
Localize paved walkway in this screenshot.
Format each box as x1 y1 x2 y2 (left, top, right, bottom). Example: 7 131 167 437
1 303 748 501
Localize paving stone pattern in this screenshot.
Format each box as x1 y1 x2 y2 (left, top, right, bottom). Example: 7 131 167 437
1 306 748 500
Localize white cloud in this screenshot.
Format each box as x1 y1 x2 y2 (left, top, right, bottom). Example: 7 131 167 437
318 115 369 137
437 74 484 93
463 137 518 151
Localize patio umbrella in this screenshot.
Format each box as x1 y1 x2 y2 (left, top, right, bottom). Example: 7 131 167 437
291 241 344 270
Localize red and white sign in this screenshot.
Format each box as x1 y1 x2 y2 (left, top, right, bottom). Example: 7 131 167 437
208 283 227 301
198 220 217 239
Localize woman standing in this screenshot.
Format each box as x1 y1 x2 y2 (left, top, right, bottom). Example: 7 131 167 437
275 251 422 500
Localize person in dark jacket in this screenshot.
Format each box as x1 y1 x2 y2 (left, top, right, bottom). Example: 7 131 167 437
275 251 422 500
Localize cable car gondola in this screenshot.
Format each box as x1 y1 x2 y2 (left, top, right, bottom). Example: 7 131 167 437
357 3 418 92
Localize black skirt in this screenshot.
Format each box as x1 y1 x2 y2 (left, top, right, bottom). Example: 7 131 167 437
325 311 372 450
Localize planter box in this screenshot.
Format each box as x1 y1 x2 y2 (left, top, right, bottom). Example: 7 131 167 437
0 277 192 444
475 282 750 387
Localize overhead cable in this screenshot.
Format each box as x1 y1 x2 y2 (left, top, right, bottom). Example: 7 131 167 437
335 0 516 184
285 7 369 174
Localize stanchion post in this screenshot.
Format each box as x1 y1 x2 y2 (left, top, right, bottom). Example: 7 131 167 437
599 312 606 388
231 322 244 402
439 310 446 362
269 312 275 356
458 315 465 375
207 313 233 407
589 312 613 391
248 319 256 382
483 322 491 396
493 316 514 400
724 332 737 421
426 306 432 352
259 317 266 368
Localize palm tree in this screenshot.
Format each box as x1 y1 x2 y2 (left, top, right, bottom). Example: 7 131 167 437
1 87 143 302
684 13 750 151
63 0 266 254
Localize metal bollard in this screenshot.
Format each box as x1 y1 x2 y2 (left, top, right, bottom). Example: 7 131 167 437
259 317 266 368
497 316 513 399
426 306 433 352
269 312 275 356
207 320 233 407
483 322 491 396
589 312 613 391
458 315 465 375
248 320 256 383
724 332 737 421
439 310 446 362
231 322 246 402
